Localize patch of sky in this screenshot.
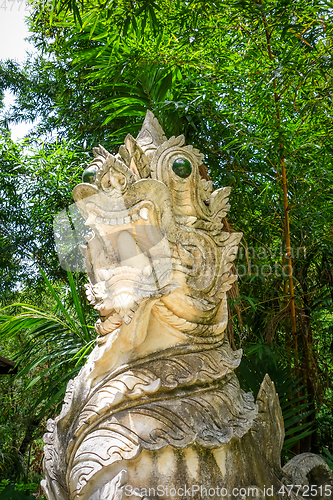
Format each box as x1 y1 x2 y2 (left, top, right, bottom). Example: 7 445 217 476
0 9 38 142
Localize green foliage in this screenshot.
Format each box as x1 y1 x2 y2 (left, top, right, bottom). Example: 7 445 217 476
1 269 96 418
0 0 332 481
322 448 333 470
317 400 333 455
237 346 315 458
0 133 90 293
0 481 37 500
0 270 96 482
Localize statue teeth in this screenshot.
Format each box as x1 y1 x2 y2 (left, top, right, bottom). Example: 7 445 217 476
117 217 124 225
117 230 150 268
140 207 149 220
143 265 152 276
124 216 131 224
131 213 139 222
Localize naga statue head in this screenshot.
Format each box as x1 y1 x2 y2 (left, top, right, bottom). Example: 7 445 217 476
73 110 242 373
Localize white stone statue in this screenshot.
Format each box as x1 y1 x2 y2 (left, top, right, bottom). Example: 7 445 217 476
42 112 332 500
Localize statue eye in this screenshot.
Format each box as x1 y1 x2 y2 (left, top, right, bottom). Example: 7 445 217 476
172 158 192 178
82 166 97 184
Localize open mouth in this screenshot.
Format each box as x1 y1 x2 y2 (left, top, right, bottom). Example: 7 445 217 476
82 199 173 328
85 200 171 275
85 200 152 228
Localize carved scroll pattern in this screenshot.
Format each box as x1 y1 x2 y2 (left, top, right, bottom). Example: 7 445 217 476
42 343 258 500
72 342 245 439
69 373 257 498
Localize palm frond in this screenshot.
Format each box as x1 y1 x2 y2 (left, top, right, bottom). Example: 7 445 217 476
0 269 96 419
321 448 333 470
237 349 315 455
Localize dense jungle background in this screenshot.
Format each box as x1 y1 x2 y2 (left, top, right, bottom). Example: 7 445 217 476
0 0 332 497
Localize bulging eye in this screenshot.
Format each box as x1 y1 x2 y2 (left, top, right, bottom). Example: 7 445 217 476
172 158 192 178
82 166 97 184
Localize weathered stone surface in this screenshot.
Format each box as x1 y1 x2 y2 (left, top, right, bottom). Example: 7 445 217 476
251 374 284 476
42 111 333 500
282 454 333 499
